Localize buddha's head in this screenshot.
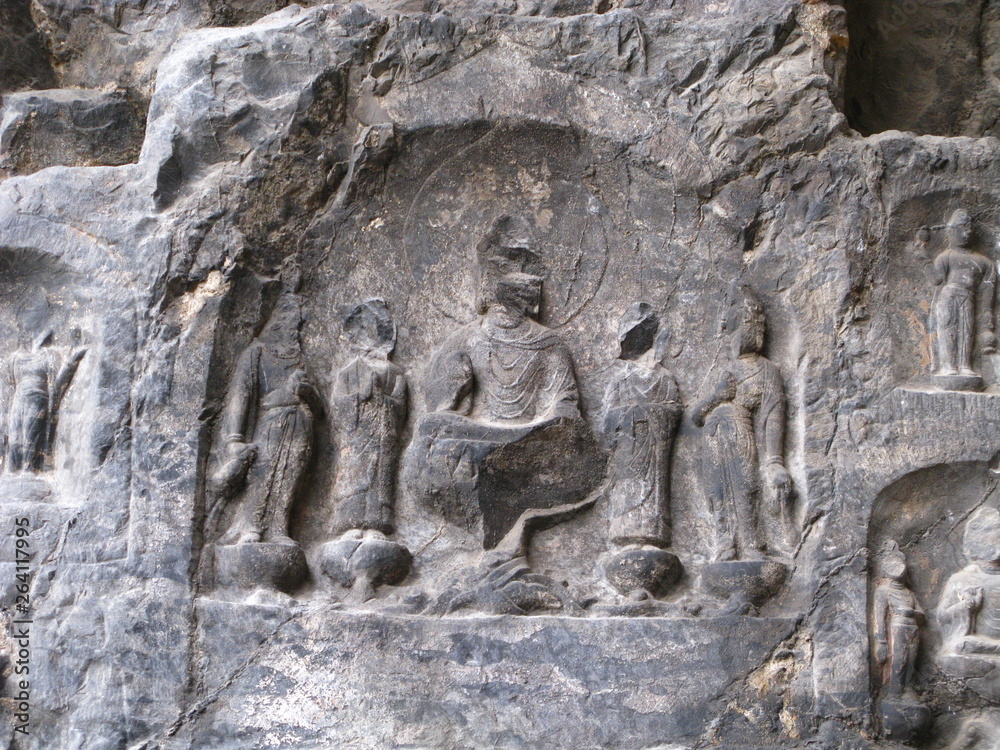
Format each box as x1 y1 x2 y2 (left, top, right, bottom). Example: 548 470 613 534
964 507 1000 567
477 215 545 317
494 273 543 319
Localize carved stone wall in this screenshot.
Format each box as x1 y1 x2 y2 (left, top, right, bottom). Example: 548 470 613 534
1 0 999 748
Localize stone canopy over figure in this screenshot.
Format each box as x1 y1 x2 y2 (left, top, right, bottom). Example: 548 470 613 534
923 209 997 392
320 300 412 597
936 507 1000 703
598 303 683 599
206 259 321 592
692 286 790 611
5 328 85 475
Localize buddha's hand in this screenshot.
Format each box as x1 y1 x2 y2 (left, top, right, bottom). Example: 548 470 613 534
209 440 257 497
959 586 984 613
874 639 887 665
766 462 791 504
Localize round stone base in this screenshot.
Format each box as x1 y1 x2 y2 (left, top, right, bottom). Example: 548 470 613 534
879 697 930 742
321 535 412 590
215 541 307 593
702 559 787 608
600 547 682 598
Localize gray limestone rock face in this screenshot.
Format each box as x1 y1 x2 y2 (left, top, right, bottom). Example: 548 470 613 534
0 0 56 94
1 0 1000 748
0 88 145 177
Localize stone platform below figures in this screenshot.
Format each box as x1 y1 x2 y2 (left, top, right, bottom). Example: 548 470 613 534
192 602 799 749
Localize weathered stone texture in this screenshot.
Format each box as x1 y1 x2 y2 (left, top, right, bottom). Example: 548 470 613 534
0 0 998 748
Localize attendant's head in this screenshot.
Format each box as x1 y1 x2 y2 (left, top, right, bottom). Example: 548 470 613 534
726 286 766 356
947 209 974 250
879 540 908 582
618 302 659 361
344 299 395 359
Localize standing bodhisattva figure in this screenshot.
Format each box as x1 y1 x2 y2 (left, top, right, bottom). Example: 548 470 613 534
927 209 997 389
692 287 791 562
331 299 408 538
6 329 85 474
210 264 320 548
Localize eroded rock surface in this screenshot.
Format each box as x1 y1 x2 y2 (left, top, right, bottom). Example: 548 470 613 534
0 1 997 749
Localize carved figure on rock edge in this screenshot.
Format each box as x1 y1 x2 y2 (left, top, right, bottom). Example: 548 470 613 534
598 303 683 599
5 328 86 475
921 209 996 391
403 215 605 615
937 507 1000 703
691 286 790 612
320 300 412 598
206 259 321 593
872 540 929 742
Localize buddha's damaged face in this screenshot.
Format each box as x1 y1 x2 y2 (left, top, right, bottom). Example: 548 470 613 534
494 273 543 318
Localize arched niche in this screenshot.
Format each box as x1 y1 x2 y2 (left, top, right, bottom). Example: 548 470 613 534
866 460 1000 710
0 245 132 504
872 189 1000 392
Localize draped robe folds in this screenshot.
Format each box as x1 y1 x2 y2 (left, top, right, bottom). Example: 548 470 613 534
332 356 407 535
931 248 996 375
699 355 785 561
458 316 579 424
602 361 680 548
405 312 600 549
218 343 315 545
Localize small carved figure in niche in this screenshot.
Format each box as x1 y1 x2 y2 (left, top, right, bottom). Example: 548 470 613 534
692 287 790 612
320 300 412 598
937 507 1000 703
874 541 924 699
598 303 683 599
403 215 604 615
206 259 321 593
872 541 929 742
924 209 997 391
5 329 86 474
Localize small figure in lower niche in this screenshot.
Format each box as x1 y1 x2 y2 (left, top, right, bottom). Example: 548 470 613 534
939 507 1000 657
872 540 930 743
873 540 924 701
6 328 85 474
